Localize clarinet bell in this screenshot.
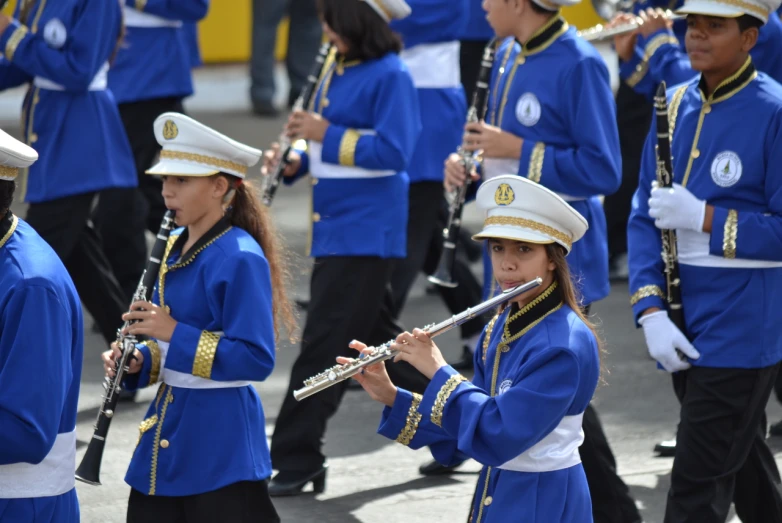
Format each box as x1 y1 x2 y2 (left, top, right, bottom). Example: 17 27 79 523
428 245 459 289
75 439 105 486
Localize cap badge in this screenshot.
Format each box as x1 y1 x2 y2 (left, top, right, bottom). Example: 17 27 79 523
494 183 515 206
162 120 179 141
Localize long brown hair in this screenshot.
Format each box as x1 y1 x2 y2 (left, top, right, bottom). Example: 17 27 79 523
222 176 297 344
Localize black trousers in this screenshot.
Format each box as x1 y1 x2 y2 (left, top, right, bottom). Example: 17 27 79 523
665 364 782 523
25 193 127 345
127 480 280 523
93 97 185 301
390 182 486 341
460 39 491 104
270 256 431 473
603 81 653 259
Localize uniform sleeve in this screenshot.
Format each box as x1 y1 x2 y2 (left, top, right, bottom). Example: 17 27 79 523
708 114 782 261
0 283 74 465
0 58 32 90
126 0 210 21
164 252 276 382
0 0 120 91
627 113 666 321
518 56 621 198
644 29 698 88
407 347 580 467
282 146 311 186
618 47 657 100
320 69 422 172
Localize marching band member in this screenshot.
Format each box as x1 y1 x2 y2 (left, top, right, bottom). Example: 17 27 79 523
613 0 782 100
0 130 83 522
97 0 211 302
345 175 600 523
443 1 641 521
389 0 488 384
102 113 294 522
261 0 427 496
627 0 782 518
0 0 136 347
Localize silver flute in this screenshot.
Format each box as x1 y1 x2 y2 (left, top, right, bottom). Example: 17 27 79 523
292 277 544 401
577 10 684 42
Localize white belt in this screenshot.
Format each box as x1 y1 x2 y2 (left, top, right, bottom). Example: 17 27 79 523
34 62 108 91
677 229 782 269
309 135 396 179
497 414 584 473
0 431 76 498
157 338 252 389
124 6 182 28
400 41 461 89
482 158 586 202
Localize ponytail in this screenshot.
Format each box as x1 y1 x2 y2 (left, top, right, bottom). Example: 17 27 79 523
224 177 297 344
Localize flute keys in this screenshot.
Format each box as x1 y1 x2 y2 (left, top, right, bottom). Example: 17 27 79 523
328 370 337 381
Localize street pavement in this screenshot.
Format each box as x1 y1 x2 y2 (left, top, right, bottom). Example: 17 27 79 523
3 69 781 523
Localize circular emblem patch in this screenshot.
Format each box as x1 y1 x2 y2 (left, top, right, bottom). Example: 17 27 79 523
43 19 67 49
494 183 515 206
515 93 541 127
710 151 742 188
498 379 513 395
162 120 179 140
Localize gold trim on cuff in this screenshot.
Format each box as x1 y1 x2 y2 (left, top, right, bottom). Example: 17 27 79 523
630 284 665 306
431 375 468 427
527 142 545 183
723 209 738 259
395 393 423 446
338 129 360 167
5 25 29 62
192 331 221 379
146 340 162 385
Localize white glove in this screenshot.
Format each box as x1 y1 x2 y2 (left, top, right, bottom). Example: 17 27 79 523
638 310 700 372
648 182 706 232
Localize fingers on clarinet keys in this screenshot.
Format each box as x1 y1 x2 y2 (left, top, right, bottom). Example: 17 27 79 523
638 311 700 373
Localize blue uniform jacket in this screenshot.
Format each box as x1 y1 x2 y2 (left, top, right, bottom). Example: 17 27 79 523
288 50 421 258
123 218 277 496
628 59 782 368
0 213 83 522
109 0 209 104
476 17 622 306
378 282 599 522
391 0 468 184
0 0 136 203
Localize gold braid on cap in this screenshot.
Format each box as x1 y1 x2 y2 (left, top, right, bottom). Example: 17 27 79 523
0 166 19 180
483 216 572 250
159 150 247 176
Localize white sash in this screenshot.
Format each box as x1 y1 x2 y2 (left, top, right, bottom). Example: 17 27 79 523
482 158 586 202
124 6 182 28
497 414 584 473
309 136 396 179
156 337 252 390
0 431 76 498
34 62 108 91
400 41 461 89
677 228 782 269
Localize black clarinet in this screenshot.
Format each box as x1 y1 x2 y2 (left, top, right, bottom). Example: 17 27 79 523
428 38 497 288
262 42 332 207
653 81 686 334
76 210 176 486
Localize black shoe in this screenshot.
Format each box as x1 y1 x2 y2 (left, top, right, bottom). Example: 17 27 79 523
268 466 328 497
654 438 676 457
419 459 464 476
450 345 474 371
770 419 782 437
252 100 279 118
295 299 309 311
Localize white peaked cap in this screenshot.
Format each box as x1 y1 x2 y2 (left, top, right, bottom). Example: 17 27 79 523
473 175 588 254
362 0 412 21
146 113 262 179
676 0 780 23
532 0 582 11
0 128 37 182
